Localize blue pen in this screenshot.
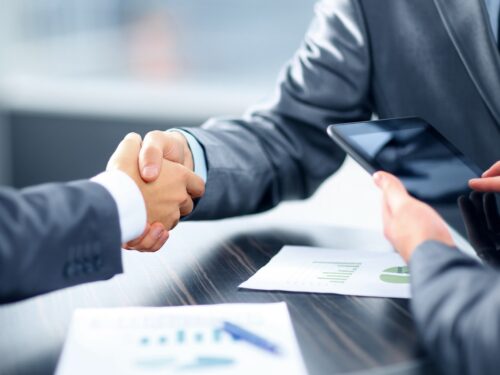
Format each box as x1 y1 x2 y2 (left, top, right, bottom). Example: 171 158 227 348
222 321 282 355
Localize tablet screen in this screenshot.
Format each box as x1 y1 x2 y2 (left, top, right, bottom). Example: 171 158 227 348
328 117 483 237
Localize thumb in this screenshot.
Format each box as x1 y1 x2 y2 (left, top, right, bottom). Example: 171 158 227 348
139 131 184 182
186 172 205 199
108 133 142 170
373 171 410 214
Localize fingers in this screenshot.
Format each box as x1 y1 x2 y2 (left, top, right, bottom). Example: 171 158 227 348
108 132 142 170
125 222 169 252
179 198 194 217
128 230 169 252
484 192 500 232
470 191 489 233
140 131 184 182
469 176 500 192
373 171 409 214
118 132 142 154
186 173 205 199
458 193 494 251
123 223 151 250
458 195 484 244
482 161 500 177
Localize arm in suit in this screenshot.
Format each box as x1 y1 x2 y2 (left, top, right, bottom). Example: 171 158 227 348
0 181 122 304
183 0 371 219
410 241 500 375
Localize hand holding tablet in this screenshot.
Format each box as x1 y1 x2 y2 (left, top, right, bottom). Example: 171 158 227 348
327 117 482 238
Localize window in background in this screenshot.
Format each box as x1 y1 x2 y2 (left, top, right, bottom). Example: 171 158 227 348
0 1 313 94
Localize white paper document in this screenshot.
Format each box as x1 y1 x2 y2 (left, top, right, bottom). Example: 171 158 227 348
239 246 411 299
56 302 307 375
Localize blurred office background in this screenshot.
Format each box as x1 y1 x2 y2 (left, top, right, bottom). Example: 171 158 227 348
0 0 313 187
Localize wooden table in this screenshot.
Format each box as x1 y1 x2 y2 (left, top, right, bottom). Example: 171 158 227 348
0 217 436 375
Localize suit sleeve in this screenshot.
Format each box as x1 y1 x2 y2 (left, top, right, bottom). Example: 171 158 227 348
0 181 123 304
410 241 500 375
185 0 372 220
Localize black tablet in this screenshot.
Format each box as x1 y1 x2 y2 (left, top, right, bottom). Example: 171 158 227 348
327 117 483 237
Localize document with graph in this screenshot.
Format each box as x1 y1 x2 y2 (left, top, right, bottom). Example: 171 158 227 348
56 302 307 375
240 246 411 299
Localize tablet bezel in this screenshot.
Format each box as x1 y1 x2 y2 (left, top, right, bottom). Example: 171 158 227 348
327 117 483 178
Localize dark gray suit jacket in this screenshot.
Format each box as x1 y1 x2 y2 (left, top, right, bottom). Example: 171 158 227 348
188 0 500 219
411 242 499 375
184 0 500 373
0 181 123 303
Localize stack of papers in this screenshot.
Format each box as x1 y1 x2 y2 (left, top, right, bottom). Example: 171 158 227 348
239 246 411 299
56 303 307 375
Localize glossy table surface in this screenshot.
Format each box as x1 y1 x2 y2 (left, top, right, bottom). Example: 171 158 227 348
0 160 437 374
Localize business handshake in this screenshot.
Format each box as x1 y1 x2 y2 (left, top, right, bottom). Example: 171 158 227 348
107 131 203 252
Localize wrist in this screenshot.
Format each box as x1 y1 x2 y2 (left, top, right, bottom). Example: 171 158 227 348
166 130 195 171
183 143 194 171
402 241 424 262
404 233 454 262
91 170 147 243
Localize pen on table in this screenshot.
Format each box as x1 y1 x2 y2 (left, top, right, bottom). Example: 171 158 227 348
222 321 282 355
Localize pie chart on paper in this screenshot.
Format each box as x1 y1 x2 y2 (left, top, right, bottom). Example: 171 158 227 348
379 266 410 284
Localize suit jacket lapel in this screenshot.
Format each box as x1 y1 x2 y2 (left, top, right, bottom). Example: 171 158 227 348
433 0 500 127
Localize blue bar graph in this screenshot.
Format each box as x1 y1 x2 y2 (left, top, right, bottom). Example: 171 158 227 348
213 329 222 342
177 330 185 344
194 332 203 343
138 328 232 348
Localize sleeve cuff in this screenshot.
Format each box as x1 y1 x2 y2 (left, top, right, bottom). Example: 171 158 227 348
168 129 208 183
409 240 479 287
91 170 146 243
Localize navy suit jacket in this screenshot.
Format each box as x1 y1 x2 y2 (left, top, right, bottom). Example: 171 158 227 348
0 180 123 303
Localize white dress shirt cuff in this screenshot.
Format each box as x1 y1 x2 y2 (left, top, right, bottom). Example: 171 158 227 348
91 170 147 243
168 129 208 182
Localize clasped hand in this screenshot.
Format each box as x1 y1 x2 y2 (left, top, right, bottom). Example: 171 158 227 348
107 131 203 252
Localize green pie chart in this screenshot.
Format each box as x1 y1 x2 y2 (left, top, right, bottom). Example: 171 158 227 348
379 266 410 284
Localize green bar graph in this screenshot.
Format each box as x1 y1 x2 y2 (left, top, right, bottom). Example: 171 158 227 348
313 261 361 284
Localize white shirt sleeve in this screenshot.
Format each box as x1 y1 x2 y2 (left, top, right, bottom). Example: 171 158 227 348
91 170 147 243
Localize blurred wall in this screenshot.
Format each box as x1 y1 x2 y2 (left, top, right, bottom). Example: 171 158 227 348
0 111 12 185
9 111 202 187
1 0 314 188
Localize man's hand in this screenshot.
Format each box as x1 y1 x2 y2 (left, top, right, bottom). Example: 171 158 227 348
457 161 500 265
139 131 194 181
132 130 199 252
469 161 500 192
458 192 500 266
107 133 205 251
373 171 454 262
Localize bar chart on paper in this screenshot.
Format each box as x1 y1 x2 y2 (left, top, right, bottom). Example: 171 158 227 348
239 246 411 298
56 303 307 375
135 328 236 371
316 261 361 283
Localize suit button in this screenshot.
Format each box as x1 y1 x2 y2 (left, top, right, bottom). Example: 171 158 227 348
92 255 103 271
82 259 94 274
63 263 76 278
73 261 84 276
